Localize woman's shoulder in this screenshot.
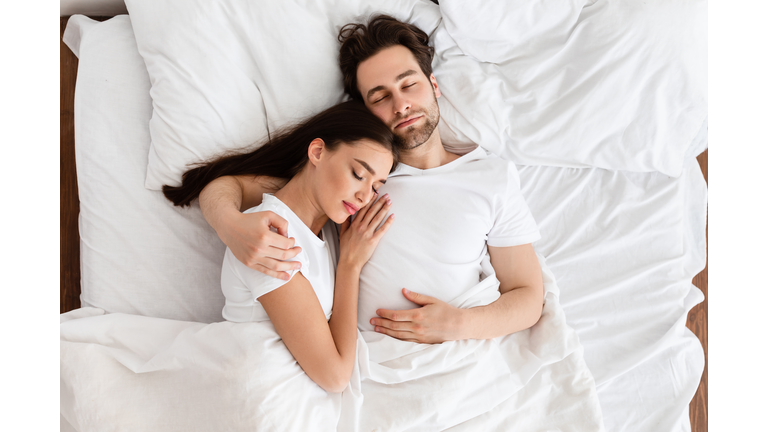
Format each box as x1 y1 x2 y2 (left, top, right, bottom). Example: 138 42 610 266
243 193 289 216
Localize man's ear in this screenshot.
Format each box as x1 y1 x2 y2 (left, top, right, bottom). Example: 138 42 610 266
307 138 325 166
430 74 441 98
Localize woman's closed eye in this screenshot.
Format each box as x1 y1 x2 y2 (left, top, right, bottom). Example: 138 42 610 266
352 170 379 194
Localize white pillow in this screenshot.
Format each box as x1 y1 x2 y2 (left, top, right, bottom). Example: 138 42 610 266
64 15 226 323
122 0 442 190
434 0 707 177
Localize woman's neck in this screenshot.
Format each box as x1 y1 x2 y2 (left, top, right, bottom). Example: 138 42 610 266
273 170 328 236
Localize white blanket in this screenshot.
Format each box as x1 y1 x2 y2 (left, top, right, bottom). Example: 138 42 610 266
60 254 604 431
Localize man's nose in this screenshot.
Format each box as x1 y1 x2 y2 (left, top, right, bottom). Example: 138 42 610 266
393 92 410 116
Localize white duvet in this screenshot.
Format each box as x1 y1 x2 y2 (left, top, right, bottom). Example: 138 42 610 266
60 254 604 431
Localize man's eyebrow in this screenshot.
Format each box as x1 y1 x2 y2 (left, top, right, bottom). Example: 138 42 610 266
354 158 386 183
365 70 419 100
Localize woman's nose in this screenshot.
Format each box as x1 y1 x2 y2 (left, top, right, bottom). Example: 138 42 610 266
356 186 375 206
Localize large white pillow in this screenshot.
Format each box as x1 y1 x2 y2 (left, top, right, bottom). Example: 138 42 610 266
64 15 226 323
122 0 442 190
434 0 707 177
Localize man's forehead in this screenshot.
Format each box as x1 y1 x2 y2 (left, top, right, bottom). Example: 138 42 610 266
357 46 422 91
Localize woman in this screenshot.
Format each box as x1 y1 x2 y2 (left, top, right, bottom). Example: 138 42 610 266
163 101 399 393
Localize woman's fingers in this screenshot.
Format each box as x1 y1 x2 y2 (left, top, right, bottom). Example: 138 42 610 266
373 214 395 240
354 195 376 222
361 193 390 227
368 195 392 227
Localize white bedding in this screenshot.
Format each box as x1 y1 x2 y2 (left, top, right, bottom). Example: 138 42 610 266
61 0 707 429
60 254 604 431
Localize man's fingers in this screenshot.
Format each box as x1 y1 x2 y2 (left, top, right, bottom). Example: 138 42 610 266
264 211 290 237
265 245 302 261
259 256 302 272
263 231 296 251
401 288 436 306
376 308 417 322
370 317 413 332
373 326 418 342
250 263 292 281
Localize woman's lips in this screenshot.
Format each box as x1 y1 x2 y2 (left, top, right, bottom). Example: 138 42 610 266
395 115 423 129
343 201 359 215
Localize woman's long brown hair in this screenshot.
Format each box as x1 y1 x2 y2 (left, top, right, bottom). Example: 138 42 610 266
162 100 399 207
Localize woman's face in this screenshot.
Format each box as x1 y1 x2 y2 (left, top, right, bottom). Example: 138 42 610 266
311 139 393 224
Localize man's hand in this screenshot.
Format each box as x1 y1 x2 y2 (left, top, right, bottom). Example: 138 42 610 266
199 175 300 280
370 289 465 344
222 210 302 281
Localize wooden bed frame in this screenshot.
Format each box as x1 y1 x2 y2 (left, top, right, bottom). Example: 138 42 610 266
59 16 708 431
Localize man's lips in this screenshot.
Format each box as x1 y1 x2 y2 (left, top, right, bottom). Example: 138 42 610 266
395 115 423 129
343 201 359 215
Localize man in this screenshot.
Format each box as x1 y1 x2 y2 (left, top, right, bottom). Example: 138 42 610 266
199 15 544 344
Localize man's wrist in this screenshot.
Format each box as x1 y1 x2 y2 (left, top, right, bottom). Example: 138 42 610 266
453 307 470 341
215 207 244 244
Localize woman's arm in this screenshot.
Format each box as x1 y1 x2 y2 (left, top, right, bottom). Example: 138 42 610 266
259 195 395 393
200 175 301 280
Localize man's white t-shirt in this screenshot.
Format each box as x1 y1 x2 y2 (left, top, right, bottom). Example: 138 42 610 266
357 146 541 331
221 194 338 323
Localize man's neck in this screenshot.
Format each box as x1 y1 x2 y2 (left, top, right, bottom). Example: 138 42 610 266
399 129 461 170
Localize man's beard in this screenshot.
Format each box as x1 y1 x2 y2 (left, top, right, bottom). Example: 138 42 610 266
392 92 440 150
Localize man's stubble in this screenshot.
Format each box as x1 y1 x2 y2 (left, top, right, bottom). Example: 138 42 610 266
392 88 440 151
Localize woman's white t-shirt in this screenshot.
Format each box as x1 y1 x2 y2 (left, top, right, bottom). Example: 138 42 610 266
221 194 338 323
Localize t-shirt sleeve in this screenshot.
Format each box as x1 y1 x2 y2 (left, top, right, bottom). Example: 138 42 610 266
486 161 541 247
226 204 310 301
227 248 308 301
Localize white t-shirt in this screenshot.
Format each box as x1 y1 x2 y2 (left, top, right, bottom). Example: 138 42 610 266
357 146 540 331
221 194 338 323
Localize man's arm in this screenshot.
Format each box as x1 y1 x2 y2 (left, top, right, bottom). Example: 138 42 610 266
370 243 544 343
199 175 301 280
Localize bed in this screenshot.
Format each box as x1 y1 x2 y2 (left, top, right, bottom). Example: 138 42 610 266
59 0 708 430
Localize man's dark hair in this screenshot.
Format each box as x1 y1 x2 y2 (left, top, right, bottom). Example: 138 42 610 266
338 15 435 102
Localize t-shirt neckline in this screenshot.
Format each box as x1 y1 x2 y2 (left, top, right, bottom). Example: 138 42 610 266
262 193 326 247
390 145 484 177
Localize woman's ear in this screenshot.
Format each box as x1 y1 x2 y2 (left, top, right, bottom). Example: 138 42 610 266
307 138 325 166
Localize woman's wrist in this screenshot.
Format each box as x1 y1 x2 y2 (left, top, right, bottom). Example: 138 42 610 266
336 258 363 276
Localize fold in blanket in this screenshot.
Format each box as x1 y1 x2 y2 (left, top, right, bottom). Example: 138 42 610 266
60 254 603 431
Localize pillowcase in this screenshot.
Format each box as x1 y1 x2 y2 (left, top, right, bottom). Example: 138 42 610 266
122 0 442 190
64 15 226 323
434 0 707 177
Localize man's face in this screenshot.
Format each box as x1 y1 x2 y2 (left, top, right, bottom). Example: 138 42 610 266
356 45 441 150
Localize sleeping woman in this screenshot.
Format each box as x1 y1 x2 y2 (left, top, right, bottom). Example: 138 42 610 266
162 100 399 393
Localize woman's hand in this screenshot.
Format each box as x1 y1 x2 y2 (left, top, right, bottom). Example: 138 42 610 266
338 193 394 271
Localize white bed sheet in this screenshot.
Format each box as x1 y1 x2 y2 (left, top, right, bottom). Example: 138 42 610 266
519 160 707 431
61 7 706 431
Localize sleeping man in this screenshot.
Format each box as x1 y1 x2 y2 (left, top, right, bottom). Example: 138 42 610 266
201 14 544 344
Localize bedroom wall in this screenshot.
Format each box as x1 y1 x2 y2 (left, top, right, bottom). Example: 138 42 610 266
61 0 127 16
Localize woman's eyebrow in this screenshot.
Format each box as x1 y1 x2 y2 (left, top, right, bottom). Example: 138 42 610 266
354 158 376 175
354 158 387 183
